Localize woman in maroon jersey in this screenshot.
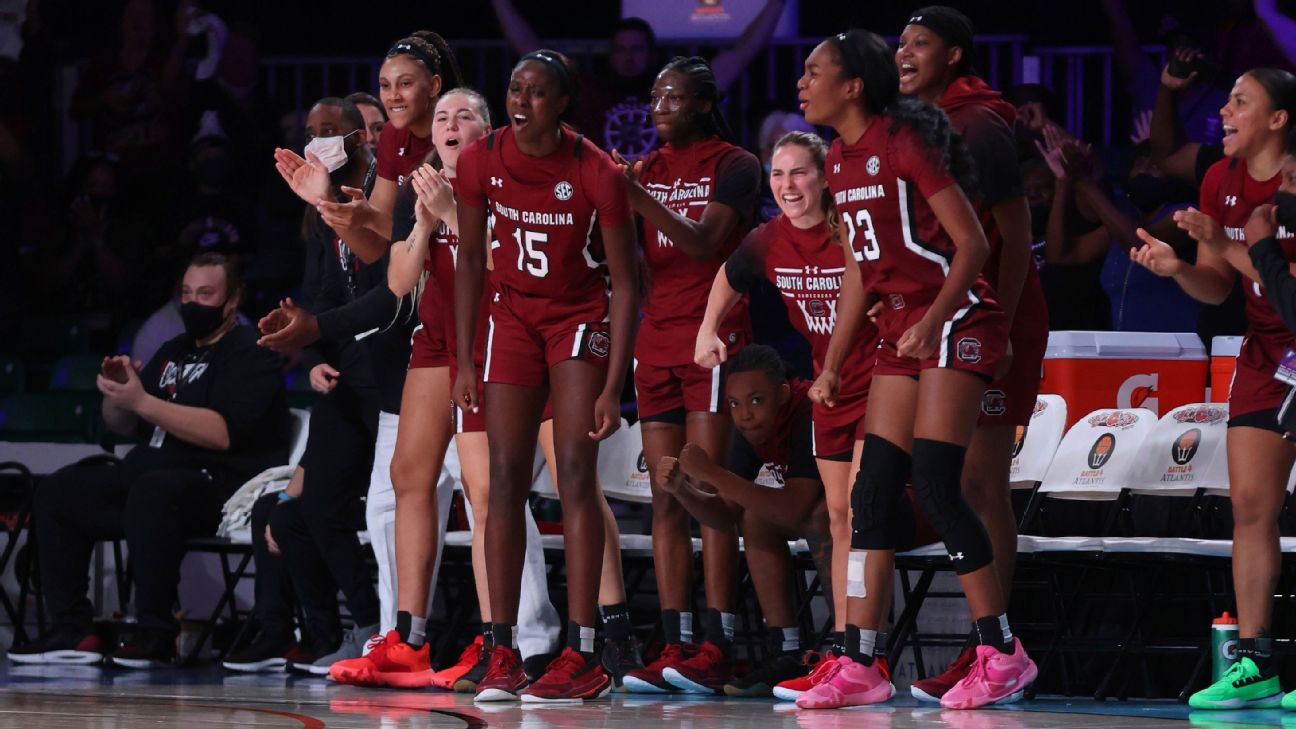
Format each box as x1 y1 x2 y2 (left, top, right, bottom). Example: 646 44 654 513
795 29 1036 710
610 55 761 695
894 6 1049 702
453 50 639 703
1132 68 1296 708
323 89 493 689
275 31 463 263
697 130 882 697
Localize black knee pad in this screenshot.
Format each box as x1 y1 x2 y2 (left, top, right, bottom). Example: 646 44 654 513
850 435 911 550
910 438 992 574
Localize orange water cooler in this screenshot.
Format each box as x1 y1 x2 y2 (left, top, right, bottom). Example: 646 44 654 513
1209 336 1244 403
1039 331 1208 427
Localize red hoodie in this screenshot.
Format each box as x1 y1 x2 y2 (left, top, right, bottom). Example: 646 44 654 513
940 75 1017 125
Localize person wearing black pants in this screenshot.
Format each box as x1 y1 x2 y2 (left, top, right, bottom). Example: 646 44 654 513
9 254 289 668
222 490 342 672
273 370 384 675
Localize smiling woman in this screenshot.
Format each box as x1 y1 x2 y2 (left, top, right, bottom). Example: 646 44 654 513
610 55 763 697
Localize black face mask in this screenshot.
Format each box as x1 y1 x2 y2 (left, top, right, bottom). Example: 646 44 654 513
329 141 360 186
1276 191 1296 233
1127 173 1175 213
180 300 228 341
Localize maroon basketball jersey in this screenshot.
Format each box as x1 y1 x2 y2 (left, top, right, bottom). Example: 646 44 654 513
738 214 877 398
1200 158 1296 342
824 118 998 312
636 136 754 364
420 205 491 364
377 125 433 187
458 126 630 322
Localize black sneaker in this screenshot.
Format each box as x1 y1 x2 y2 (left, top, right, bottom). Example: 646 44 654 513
523 650 559 682
8 631 104 665
109 633 176 669
453 637 493 693
601 636 645 691
723 652 809 697
222 627 296 672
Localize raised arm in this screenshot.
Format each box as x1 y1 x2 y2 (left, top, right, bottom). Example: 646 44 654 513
490 0 541 56
711 0 787 93
1255 0 1296 67
1150 55 1204 188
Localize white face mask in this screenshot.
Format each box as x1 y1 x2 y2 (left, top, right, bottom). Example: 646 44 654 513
304 129 358 172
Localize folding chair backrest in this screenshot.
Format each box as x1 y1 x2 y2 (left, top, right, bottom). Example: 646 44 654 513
1040 408 1157 501
1009 394 1067 488
1127 403 1230 497
598 418 652 503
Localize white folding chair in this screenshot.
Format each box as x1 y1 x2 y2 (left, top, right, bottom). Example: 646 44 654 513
1010 394 1067 489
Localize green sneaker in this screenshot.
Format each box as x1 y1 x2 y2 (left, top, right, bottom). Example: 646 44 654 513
1283 686 1296 711
1189 658 1283 710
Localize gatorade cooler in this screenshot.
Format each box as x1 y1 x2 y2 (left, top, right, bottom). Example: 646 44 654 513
1210 336 1244 404
1040 331 1207 427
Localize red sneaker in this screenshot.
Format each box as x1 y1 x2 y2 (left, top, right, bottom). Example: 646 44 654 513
661 641 733 695
910 645 976 703
430 635 483 690
622 642 693 694
519 647 612 703
474 644 528 702
329 630 434 688
773 650 838 701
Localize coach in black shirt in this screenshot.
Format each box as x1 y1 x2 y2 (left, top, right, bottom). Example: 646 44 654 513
9 253 289 668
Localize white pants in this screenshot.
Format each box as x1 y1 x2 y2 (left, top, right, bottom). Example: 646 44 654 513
365 411 560 658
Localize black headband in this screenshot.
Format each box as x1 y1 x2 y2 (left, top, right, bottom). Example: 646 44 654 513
829 31 868 80
388 41 440 73
520 50 574 97
907 7 976 69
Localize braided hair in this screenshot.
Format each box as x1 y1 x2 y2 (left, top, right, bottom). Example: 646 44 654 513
387 30 464 92
826 29 976 193
659 56 737 144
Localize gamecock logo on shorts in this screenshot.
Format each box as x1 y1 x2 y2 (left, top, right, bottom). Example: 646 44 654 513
1011 426 1027 458
636 451 648 473
957 337 982 363
588 331 611 358
1087 433 1117 469
554 181 574 201
982 389 1006 417
1171 428 1202 465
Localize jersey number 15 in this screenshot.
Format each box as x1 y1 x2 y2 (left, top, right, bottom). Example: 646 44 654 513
512 228 549 277
842 209 881 262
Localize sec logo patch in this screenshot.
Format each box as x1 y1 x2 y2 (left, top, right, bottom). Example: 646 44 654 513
554 181 574 201
866 155 881 176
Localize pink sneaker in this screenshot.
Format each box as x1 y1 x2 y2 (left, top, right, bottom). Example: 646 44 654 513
940 639 1038 710
794 656 894 709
